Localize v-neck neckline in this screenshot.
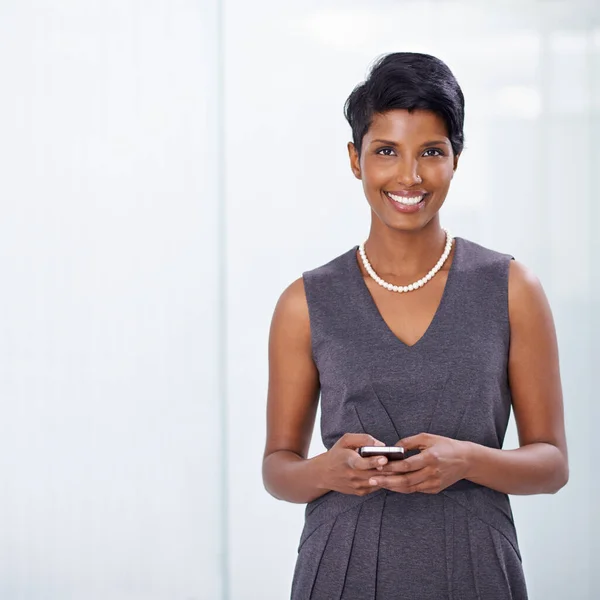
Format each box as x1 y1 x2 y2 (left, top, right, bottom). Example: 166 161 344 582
349 236 462 350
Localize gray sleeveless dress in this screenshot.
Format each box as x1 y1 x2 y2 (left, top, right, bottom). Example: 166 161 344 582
291 236 528 600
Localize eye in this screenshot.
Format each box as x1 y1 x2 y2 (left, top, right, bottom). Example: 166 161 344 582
423 148 444 157
376 147 396 156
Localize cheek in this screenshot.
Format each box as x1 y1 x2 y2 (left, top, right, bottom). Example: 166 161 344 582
424 160 454 182
361 157 393 183
361 170 387 195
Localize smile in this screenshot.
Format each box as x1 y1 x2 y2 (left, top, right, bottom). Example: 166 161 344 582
385 191 427 206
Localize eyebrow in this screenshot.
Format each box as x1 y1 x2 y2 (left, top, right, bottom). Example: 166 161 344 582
371 138 449 147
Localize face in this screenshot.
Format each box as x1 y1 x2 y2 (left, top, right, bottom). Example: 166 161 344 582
348 109 460 232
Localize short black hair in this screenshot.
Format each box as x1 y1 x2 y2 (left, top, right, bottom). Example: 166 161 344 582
343 52 465 157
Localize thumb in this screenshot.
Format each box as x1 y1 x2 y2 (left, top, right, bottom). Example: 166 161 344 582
397 433 432 450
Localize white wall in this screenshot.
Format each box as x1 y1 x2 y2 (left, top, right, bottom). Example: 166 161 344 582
0 2 223 599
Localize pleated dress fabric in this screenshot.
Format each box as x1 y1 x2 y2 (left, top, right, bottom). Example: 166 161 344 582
290 237 528 600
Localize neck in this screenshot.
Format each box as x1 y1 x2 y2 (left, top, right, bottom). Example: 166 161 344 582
362 221 449 279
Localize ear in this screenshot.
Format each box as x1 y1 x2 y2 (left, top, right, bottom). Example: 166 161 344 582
348 142 362 180
452 152 461 173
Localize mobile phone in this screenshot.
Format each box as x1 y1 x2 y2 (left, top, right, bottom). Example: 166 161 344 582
357 446 405 461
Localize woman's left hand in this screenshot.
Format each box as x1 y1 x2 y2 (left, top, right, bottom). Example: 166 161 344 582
368 433 472 494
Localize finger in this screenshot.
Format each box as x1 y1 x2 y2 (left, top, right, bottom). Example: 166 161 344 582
348 452 388 471
401 470 430 488
369 470 430 491
397 433 434 451
378 453 428 474
369 475 413 493
405 475 445 494
339 433 385 449
404 481 438 494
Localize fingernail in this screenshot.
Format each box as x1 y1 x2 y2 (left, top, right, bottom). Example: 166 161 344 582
369 478 378 486
378 457 386 464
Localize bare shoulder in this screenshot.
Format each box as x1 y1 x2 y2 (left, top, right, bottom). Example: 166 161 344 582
270 276 311 343
508 258 543 292
275 276 308 314
507 259 553 323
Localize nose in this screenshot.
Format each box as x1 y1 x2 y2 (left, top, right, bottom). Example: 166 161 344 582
396 160 422 185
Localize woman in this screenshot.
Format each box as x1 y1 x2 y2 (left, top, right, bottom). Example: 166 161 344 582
262 52 568 599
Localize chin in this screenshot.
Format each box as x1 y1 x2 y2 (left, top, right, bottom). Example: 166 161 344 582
381 210 441 233
389 220 429 232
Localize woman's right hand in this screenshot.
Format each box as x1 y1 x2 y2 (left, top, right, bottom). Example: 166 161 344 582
317 433 389 496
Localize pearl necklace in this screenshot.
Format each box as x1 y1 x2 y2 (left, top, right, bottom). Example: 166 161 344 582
358 229 454 293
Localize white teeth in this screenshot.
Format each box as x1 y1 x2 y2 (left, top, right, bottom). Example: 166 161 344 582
387 192 424 205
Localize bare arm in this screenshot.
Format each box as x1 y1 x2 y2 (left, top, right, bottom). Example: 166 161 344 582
464 259 569 494
261 277 330 504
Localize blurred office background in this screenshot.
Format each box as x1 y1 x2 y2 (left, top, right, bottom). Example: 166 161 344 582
0 0 597 598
